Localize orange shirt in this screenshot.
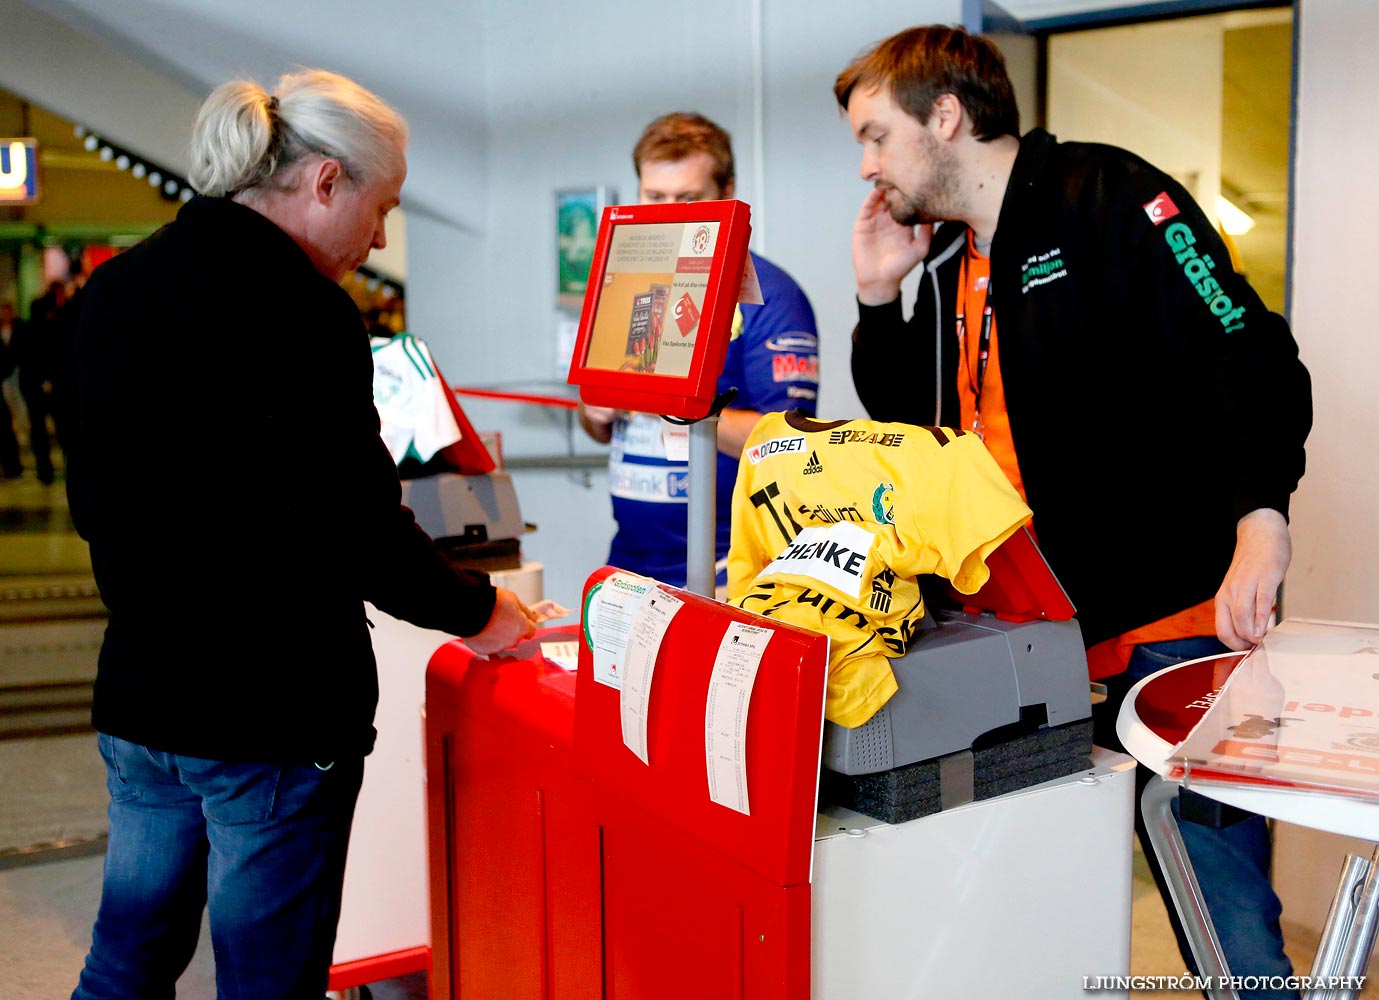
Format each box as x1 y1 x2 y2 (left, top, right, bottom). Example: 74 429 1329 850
956 237 1215 678
1083 599 1217 680
956 237 1027 503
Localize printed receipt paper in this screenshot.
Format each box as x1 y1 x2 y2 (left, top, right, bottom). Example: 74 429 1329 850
587 572 654 690
618 586 685 763
587 573 772 815
705 622 772 815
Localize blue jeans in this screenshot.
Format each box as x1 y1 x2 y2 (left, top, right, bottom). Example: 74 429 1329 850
1096 637 1296 1000
72 735 364 1000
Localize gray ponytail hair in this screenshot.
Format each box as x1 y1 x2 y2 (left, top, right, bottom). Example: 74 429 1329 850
188 69 407 199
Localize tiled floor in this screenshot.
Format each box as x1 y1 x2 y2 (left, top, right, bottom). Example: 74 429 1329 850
0 465 420 998
0 461 1370 999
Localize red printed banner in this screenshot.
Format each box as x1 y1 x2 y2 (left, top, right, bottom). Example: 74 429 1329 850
1211 740 1379 777
1167 623 1379 800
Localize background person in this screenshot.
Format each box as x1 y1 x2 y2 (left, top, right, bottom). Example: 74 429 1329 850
15 281 66 484
67 69 536 1000
578 112 820 589
0 301 23 479
836 24 1311 997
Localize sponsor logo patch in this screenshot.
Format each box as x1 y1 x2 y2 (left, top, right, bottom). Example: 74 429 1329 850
771 354 819 383
764 333 819 352
1163 222 1247 333
798 501 863 524
870 568 896 613
786 385 817 400
1144 191 1180 225
609 462 690 502
871 483 895 525
761 522 875 600
1020 246 1068 294
827 429 905 447
803 451 823 475
746 435 807 464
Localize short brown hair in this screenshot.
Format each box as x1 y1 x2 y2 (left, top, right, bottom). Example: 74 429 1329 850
632 112 735 190
834 25 1019 142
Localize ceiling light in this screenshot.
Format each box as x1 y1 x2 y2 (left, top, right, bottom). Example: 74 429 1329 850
1216 195 1255 237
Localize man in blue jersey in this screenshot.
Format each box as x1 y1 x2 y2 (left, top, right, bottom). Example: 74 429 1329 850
578 112 819 589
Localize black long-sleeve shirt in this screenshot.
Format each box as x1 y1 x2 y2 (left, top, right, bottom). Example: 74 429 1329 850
69 196 496 762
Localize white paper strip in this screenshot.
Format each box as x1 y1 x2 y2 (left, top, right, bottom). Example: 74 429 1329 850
705 621 773 815
619 587 685 764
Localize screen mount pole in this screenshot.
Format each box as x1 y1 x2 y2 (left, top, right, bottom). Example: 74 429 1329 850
685 414 718 598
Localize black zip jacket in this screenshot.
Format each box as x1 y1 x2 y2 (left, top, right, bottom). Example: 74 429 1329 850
852 129 1311 648
67 196 497 762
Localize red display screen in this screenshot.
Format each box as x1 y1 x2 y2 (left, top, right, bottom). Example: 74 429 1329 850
567 200 751 419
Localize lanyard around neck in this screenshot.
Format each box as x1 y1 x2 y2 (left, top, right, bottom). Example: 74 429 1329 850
956 251 995 425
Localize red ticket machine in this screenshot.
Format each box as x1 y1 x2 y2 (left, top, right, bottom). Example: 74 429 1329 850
425 567 828 999
567 200 752 421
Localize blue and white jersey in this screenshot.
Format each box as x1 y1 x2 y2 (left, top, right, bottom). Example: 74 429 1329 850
606 252 818 586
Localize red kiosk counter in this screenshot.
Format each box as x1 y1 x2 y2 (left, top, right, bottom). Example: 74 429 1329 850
423 567 1135 1000
425 566 826 999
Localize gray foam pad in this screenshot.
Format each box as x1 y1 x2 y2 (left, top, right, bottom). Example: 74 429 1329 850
821 719 1093 824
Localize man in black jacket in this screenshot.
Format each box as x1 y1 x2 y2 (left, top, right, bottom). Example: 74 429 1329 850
837 25 1310 998
69 70 537 1000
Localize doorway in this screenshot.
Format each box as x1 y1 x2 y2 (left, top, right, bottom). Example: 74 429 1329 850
1039 7 1294 312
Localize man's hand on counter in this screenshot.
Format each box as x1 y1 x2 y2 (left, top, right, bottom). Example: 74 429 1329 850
465 587 539 655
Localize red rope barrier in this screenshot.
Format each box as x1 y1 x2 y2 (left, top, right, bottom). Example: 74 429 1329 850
452 386 579 410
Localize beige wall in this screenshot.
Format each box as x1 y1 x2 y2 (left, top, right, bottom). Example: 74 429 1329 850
1284 0 1379 629
1268 0 1379 943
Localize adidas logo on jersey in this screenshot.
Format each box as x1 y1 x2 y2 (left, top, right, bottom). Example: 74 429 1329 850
803 451 823 475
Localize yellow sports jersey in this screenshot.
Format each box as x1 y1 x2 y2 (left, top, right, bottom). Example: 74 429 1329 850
728 411 1032 728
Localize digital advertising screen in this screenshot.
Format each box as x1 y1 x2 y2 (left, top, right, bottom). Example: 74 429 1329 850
567 200 751 420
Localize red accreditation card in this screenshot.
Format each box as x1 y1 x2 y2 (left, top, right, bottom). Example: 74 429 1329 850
673 292 701 337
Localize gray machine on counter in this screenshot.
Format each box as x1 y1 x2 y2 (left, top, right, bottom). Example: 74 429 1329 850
820 527 1095 823
401 472 525 573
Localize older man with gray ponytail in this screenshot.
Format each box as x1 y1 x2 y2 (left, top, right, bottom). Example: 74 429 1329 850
68 70 536 1000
